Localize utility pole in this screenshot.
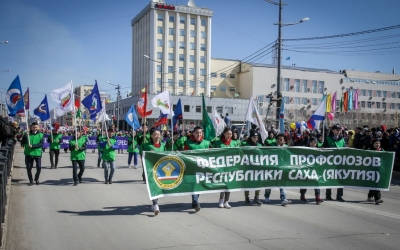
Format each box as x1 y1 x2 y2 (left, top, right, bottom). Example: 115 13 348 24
106 81 121 131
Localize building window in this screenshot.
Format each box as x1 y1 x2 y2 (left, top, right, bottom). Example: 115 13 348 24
294 97 300 104
302 98 307 105
312 98 317 105
391 103 395 109
318 81 325 94
201 31 206 39
201 19 206 26
180 16 185 24
383 102 387 109
294 79 300 92
169 40 174 48
367 101 372 108
190 68 195 75
168 53 174 60
157 39 163 47
179 67 184 74
211 85 217 91
158 14 164 21
168 66 174 73
368 90 372 96
229 74 235 79
179 80 184 87
312 80 317 93
361 89 366 96
206 106 212 113
391 91 396 98
230 87 236 92
157 65 162 73
361 101 365 108
169 28 175 35
376 102 380 109
200 56 206 63
168 79 174 86
189 81 195 87
220 86 226 91
284 78 290 91
190 30 196 37
397 103 400 109
157 52 163 59
196 106 201 113
220 73 227 78
157 78 161 86
200 44 206 51
179 29 185 36
179 42 185 48
383 91 387 98
302 80 307 93
211 72 217 77
200 81 205 88
190 43 195 50
184 105 190 112
200 69 205 76
377 90 381 97
179 54 184 61
190 55 195 62
190 18 196 25
169 15 175 22
227 107 233 114
157 26 163 34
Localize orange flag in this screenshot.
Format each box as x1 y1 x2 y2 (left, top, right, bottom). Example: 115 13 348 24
343 92 349 112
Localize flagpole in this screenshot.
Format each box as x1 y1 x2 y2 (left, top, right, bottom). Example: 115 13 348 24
24 106 31 146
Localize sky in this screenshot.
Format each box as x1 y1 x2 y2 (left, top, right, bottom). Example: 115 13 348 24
1 0 400 112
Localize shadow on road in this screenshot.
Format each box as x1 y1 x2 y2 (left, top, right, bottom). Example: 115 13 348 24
40 178 101 185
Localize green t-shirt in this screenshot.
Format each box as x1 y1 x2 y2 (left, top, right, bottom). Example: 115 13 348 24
140 142 166 155
212 139 238 148
127 136 139 153
184 138 210 150
50 133 63 150
264 138 276 146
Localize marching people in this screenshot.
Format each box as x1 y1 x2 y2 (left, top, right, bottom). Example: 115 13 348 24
367 139 384 204
69 130 87 186
21 122 44 185
48 127 62 169
138 124 150 182
127 131 139 169
166 132 184 151
212 127 238 209
99 128 118 184
140 128 166 215
183 126 211 212
241 130 263 206
323 124 346 202
264 133 292 206
96 130 105 168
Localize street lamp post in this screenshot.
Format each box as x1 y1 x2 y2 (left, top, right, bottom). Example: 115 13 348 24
268 0 309 125
106 81 121 131
144 55 164 93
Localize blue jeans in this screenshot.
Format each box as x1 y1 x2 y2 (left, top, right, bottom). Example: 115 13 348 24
97 150 103 166
192 194 200 207
264 188 286 201
128 152 138 166
103 160 115 181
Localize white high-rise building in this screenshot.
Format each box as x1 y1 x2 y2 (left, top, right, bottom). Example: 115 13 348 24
131 0 213 96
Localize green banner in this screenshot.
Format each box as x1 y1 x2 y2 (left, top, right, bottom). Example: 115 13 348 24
143 147 395 200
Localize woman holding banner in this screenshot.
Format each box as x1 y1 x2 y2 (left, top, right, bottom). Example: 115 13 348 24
140 128 166 216
212 127 238 209
69 130 87 186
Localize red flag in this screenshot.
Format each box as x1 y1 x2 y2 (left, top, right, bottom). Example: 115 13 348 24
137 85 152 117
343 92 349 112
75 97 80 108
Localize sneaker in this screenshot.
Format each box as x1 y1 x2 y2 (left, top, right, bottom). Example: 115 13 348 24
316 196 324 204
300 195 307 202
28 182 33 186
375 199 383 205
154 204 160 215
128 165 131 168
245 197 252 206
133 165 138 169
264 198 270 203
109 179 113 184
253 197 263 206
218 199 224 208
367 197 374 202
195 205 201 212
281 199 292 206
336 197 346 202
35 180 40 185
105 181 109 184
224 201 231 209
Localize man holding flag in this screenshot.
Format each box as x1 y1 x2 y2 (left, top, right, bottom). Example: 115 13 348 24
125 104 140 169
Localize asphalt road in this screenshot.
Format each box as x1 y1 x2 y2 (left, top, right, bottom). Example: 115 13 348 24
6 147 400 250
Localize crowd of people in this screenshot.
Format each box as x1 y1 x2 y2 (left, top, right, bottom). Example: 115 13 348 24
12 119 396 216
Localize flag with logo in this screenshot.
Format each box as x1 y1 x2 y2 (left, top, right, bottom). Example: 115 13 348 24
16 88 29 116
6 75 24 116
137 85 152 117
151 90 174 116
51 81 75 117
172 98 183 131
307 98 326 130
245 96 268 142
33 95 50 121
125 104 140 130
81 80 102 120
152 111 168 128
212 108 226 136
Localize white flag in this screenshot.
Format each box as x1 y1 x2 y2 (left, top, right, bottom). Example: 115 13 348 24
51 81 75 117
151 90 174 116
212 108 226 136
245 96 268 142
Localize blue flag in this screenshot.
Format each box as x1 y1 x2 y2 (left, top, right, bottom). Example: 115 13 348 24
81 80 102 120
34 95 50 121
6 75 24 116
125 104 140 130
172 98 183 131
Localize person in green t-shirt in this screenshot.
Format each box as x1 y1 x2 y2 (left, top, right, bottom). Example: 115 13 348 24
264 130 276 146
69 130 87 186
96 130 105 168
21 122 44 186
165 132 185 151
99 128 118 184
48 128 62 169
127 131 139 169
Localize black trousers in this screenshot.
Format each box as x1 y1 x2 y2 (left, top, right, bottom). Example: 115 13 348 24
368 190 381 201
25 156 41 182
72 160 85 182
326 188 343 198
49 149 60 167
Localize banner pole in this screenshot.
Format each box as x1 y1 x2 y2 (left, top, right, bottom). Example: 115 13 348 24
24 106 31 146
